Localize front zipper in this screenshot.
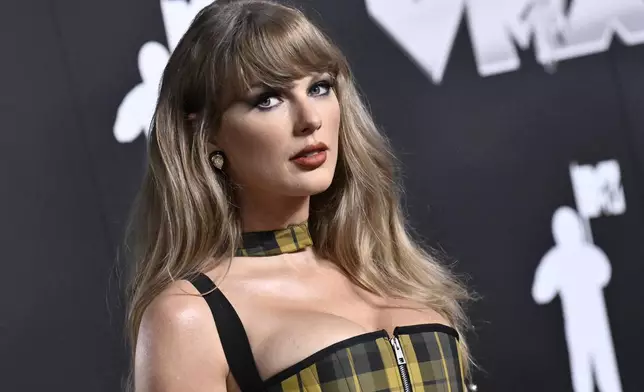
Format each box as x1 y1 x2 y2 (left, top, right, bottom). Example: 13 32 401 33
390 336 412 392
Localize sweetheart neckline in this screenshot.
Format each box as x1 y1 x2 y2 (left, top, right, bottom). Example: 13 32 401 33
262 322 459 387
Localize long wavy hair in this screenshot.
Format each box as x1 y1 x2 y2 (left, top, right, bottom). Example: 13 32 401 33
125 0 473 386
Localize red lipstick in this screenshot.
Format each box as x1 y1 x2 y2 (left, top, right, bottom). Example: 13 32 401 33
290 142 328 170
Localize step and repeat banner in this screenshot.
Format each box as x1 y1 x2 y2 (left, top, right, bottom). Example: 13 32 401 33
2 1 643 391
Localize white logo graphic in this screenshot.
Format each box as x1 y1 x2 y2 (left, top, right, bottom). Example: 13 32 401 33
532 159 625 392
366 0 644 83
570 160 626 221
114 0 212 143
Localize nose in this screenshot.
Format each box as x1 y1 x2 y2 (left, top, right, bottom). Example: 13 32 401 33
293 97 322 135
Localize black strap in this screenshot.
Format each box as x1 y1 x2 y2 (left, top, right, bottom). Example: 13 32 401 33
189 272 264 391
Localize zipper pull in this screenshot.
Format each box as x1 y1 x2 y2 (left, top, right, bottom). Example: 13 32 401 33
390 337 407 365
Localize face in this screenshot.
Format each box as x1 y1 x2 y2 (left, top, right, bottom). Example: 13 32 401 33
213 73 341 198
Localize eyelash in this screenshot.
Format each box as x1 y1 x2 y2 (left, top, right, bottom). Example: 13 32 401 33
252 79 335 110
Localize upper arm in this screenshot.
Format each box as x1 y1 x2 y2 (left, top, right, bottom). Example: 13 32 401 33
532 251 559 304
593 247 612 286
134 280 228 392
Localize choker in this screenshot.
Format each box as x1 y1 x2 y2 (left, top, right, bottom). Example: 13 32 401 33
235 221 313 257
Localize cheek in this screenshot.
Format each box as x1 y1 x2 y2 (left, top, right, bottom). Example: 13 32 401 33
324 98 341 144
220 114 289 180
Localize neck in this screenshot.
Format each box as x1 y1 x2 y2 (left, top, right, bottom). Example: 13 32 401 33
235 189 310 232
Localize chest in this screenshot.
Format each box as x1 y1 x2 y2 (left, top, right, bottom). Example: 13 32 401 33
219 266 442 381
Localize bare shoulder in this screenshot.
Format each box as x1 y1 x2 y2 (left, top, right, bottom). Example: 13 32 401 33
135 279 228 392
137 279 217 339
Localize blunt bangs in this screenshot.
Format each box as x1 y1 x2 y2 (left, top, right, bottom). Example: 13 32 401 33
215 6 346 106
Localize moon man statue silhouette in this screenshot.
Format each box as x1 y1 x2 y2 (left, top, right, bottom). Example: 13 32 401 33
533 206 622 392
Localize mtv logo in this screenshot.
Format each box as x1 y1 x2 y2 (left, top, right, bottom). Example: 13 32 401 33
113 0 213 143
365 0 644 83
569 160 626 219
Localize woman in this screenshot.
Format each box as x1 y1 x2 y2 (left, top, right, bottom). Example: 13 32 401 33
125 0 474 391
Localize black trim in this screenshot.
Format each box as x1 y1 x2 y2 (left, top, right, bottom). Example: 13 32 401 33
262 329 389 388
393 323 460 340
189 273 265 392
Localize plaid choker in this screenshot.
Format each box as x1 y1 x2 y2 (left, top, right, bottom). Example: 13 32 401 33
235 221 313 257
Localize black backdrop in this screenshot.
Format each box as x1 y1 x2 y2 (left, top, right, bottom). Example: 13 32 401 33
2 1 644 391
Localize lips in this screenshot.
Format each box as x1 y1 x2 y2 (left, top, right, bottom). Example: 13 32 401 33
290 142 329 160
290 142 329 170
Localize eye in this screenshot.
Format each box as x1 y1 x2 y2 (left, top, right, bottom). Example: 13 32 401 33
256 96 282 109
252 91 282 110
309 80 333 97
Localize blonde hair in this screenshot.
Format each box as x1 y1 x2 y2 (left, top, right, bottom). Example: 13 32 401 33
125 0 473 386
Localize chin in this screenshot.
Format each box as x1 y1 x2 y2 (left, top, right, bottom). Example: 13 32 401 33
285 169 335 196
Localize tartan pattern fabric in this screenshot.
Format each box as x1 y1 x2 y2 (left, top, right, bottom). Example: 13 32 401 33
397 327 467 392
236 221 313 256
263 326 467 392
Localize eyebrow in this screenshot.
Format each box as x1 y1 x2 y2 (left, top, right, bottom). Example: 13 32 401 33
247 72 328 91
